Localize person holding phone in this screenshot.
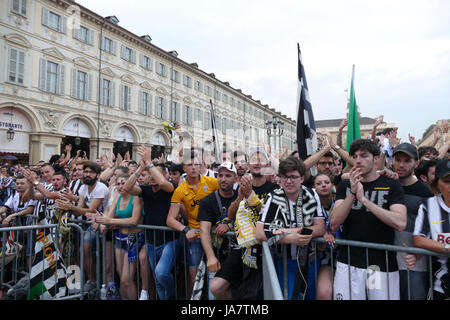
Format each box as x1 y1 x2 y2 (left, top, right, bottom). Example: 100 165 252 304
256 156 325 300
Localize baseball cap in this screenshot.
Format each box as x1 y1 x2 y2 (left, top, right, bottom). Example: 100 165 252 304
217 162 237 175
393 143 419 160
435 158 450 179
249 146 269 162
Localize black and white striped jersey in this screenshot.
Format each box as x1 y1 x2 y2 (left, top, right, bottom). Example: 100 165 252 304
414 195 450 295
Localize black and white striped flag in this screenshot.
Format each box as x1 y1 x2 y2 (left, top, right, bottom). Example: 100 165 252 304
296 43 317 160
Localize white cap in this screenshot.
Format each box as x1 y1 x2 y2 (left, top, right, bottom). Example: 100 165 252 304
217 162 237 175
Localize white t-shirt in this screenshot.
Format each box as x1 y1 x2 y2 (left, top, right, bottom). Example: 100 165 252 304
78 181 109 213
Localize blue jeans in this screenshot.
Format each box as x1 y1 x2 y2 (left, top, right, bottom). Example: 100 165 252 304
399 270 429 300
147 240 180 300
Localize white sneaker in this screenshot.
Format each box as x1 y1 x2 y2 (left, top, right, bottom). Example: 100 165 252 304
139 290 149 300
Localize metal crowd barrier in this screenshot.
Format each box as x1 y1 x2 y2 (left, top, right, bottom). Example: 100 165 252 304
4 218 447 301
262 237 450 300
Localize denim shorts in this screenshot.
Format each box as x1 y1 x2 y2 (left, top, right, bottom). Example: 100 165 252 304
127 231 145 263
114 231 128 250
188 238 204 268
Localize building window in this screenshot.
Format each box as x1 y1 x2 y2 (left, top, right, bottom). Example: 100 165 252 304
139 91 152 115
205 86 212 97
214 89 220 101
48 11 60 30
140 55 153 70
230 97 235 107
222 94 228 104
171 69 180 83
39 58 65 95
70 69 91 101
77 70 87 100
194 108 203 127
101 36 116 55
42 7 66 33
7 48 25 85
204 111 211 130
183 105 193 126
183 75 192 88
11 0 27 16
100 78 114 106
194 80 203 92
47 61 58 94
73 25 94 45
156 62 168 77
121 45 136 63
120 84 131 111
156 96 167 119
170 101 180 122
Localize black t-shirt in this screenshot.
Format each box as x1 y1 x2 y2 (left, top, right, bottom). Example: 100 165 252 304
402 180 434 233
252 181 279 203
197 191 238 256
140 183 177 245
335 175 405 271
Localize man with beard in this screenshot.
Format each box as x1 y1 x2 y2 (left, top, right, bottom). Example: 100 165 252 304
330 139 406 300
198 162 238 300
391 143 434 300
233 150 249 185
55 161 110 284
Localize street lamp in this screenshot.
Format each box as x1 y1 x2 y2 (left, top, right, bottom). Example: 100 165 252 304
6 127 15 141
265 116 284 154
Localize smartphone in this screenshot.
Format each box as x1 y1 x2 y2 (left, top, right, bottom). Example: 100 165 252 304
300 227 313 235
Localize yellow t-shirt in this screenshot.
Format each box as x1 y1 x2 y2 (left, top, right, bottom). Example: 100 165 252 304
170 175 219 230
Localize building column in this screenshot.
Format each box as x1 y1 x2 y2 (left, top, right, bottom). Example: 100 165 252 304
29 133 64 164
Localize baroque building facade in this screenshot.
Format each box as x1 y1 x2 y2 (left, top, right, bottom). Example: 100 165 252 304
0 0 296 164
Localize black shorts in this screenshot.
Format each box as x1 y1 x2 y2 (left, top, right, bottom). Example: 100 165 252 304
215 248 244 290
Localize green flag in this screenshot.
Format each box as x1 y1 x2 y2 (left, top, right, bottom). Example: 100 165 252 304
346 64 361 151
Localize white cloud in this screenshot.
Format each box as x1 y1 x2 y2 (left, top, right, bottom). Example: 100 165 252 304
76 0 450 142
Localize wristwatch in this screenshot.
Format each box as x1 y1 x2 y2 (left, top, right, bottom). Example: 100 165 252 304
147 163 155 168
334 145 341 150
444 243 450 253
182 226 190 234
33 181 39 187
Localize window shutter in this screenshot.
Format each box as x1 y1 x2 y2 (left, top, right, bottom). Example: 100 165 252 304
58 64 65 95
100 36 105 50
110 81 115 106
60 16 67 34
131 50 136 64
162 99 167 120
70 68 77 98
138 91 143 114
163 65 168 77
126 86 131 111
39 58 46 91
87 73 92 101
119 84 124 109
7 48 14 83
41 7 49 27
121 45 125 59
72 27 79 40
148 93 152 115
17 50 25 85
88 29 94 45
183 105 187 124
111 40 116 55
98 77 103 105
139 53 144 68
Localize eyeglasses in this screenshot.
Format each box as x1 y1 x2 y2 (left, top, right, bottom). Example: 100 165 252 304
280 175 302 182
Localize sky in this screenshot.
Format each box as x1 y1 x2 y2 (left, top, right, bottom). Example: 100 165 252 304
77 0 450 143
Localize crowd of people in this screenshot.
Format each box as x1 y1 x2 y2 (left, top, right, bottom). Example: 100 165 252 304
0 119 449 300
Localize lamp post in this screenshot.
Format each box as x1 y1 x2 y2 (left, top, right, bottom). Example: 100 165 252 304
265 116 284 155
6 107 15 141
